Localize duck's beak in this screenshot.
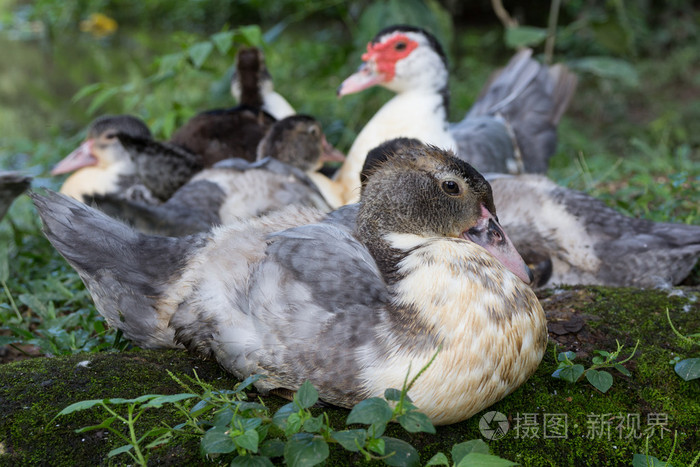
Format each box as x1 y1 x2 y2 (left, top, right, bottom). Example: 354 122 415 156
51 140 97 175
320 135 346 163
337 61 385 97
462 205 533 284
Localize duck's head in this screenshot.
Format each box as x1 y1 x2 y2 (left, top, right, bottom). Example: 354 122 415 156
337 25 448 96
357 139 532 285
51 115 150 177
256 115 345 172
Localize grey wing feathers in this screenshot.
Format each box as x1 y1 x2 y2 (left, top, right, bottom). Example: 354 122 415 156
31 190 206 347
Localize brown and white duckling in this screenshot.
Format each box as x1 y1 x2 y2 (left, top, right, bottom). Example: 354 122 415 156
0 172 32 221
52 115 159 204
230 46 296 120
168 47 276 165
92 115 338 236
334 24 577 204
33 141 546 425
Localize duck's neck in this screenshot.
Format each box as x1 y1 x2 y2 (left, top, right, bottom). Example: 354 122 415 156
59 161 137 202
336 90 456 204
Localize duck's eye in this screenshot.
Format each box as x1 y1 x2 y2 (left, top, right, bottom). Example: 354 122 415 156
442 180 460 195
105 132 117 140
395 41 407 51
308 126 320 137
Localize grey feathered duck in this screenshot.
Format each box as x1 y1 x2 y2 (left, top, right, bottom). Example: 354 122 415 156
91 115 336 236
333 24 577 204
0 172 32 221
34 142 546 425
361 139 700 288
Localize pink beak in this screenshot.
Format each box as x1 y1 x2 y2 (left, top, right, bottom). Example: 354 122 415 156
51 140 97 175
320 135 346 163
462 205 533 284
337 61 385 97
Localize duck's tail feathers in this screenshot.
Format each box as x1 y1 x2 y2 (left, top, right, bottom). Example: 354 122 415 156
464 49 578 173
31 190 206 348
236 47 265 109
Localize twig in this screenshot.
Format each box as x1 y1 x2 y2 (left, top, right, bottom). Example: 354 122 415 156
490 0 518 29
544 0 562 64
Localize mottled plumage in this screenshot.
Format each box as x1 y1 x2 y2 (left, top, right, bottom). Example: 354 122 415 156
34 142 546 425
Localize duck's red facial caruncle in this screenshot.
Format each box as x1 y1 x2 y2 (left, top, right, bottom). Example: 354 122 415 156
337 33 418 96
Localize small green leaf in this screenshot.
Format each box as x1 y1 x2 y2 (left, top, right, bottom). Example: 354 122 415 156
201 427 236 454
426 452 450 466
632 453 671 467
57 399 105 416
231 456 275 467
72 82 104 103
234 429 260 453
381 437 419 467
75 416 117 433
384 388 402 401
456 452 519 467
558 351 576 362
295 380 319 409
331 429 367 452
568 57 640 87
397 411 436 434
347 398 393 426
0 335 22 346
674 358 700 381
237 25 263 47
366 437 385 455
586 369 614 393
284 433 329 467
211 31 235 55
272 403 295 430
144 429 173 449
260 439 285 458
555 364 585 383
285 413 302 436
592 356 605 365
212 408 234 427
505 26 548 48
157 53 183 75
107 444 133 458
142 393 197 408
303 414 324 433
613 363 631 376
87 87 120 115
452 440 490 464
188 41 214 69
235 374 264 393
594 350 610 357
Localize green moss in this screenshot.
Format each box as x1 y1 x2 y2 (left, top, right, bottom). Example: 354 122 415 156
1 286 699 466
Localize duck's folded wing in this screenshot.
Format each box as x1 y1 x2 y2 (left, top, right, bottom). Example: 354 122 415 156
117 132 204 201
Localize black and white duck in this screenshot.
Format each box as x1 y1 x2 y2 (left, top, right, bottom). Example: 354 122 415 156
33 141 546 425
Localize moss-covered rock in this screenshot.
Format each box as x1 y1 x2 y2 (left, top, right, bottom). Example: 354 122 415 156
1 286 698 466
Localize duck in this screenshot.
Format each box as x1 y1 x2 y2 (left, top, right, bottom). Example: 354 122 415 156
334 24 577 204
0 172 32 221
486 173 700 288
360 138 700 288
230 47 296 120
168 46 276 166
91 115 338 236
51 115 160 204
33 141 546 425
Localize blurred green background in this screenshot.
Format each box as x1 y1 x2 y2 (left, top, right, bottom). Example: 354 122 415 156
0 0 698 222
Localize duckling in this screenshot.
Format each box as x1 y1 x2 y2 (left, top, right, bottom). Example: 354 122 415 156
0 172 32 221
91 115 336 236
33 141 546 425
230 47 296 120
52 115 159 204
168 47 276 166
334 24 577 204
